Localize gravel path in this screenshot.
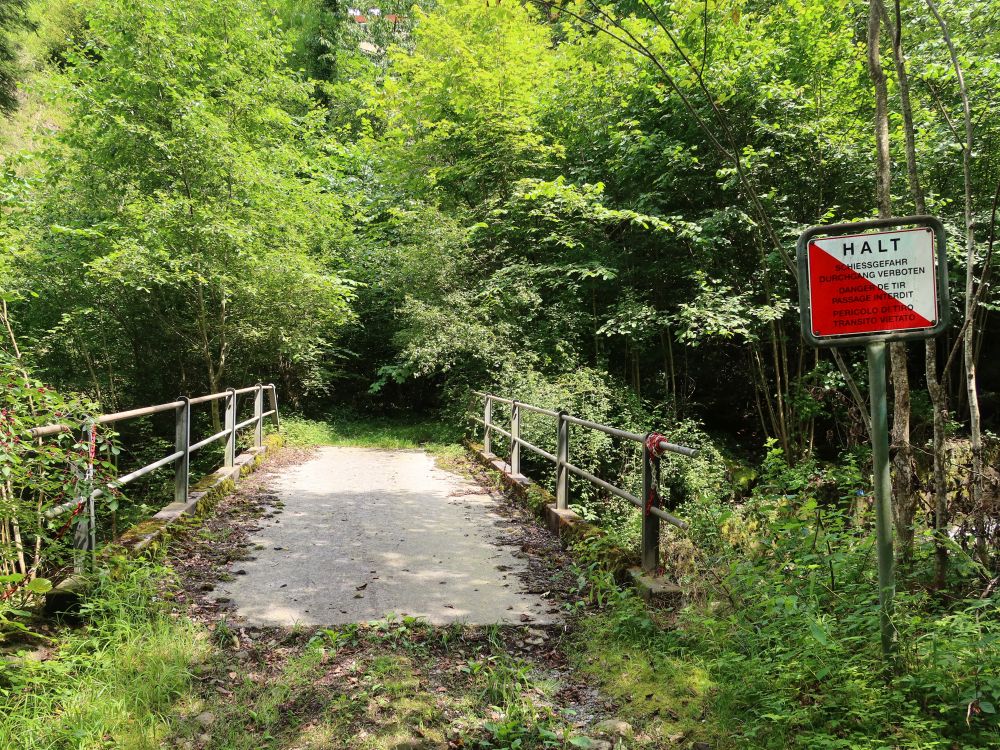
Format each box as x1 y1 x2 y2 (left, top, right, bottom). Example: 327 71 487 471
213 446 562 626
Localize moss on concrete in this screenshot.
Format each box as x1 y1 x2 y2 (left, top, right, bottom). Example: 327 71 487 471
464 439 638 576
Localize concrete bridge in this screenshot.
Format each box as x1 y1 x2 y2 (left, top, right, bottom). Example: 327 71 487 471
212 445 559 626
32 386 696 623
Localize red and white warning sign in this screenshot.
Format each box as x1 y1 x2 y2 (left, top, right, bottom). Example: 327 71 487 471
804 226 940 340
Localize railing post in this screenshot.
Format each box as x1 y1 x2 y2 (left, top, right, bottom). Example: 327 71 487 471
267 383 280 430
510 400 521 476
556 410 569 510
484 395 493 455
224 388 236 468
641 437 659 573
174 396 191 504
73 495 90 574
254 384 263 448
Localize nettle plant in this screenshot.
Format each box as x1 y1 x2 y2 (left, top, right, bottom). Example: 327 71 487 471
0 361 117 625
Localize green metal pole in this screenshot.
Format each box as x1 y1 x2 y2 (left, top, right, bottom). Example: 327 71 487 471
866 341 896 659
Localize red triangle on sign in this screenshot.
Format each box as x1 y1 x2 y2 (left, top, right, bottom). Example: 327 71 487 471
808 242 933 337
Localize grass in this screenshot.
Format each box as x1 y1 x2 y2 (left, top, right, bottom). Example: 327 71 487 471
281 411 469 474
281 410 462 451
0 563 209 750
567 612 717 746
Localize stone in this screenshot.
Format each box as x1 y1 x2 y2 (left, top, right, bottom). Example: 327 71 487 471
592 719 634 738
194 711 216 729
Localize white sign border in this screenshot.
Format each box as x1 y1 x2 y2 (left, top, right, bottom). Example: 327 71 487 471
797 216 950 348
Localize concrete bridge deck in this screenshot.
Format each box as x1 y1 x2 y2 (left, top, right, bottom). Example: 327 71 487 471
212 446 559 626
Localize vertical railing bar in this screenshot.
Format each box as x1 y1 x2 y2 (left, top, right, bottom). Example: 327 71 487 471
267 383 280 430
556 410 569 510
510 400 521 477
484 395 493 456
73 494 88 574
174 397 191 505
224 388 236 468
641 436 659 573
253 384 263 448
88 490 97 569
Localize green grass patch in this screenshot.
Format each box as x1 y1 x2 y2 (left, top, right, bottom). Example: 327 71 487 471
0 562 209 750
567 608 719 748
281 411 462 452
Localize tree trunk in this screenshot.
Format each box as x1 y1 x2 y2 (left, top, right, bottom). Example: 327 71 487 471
879 0 952 572
927 0 984 577
868 2 918 556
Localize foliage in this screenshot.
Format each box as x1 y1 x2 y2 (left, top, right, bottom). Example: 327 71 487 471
570 499 1000 748
0 560 208 749
0 0 30 114
5 0 355 409
0 359 117 597
281 410 461 451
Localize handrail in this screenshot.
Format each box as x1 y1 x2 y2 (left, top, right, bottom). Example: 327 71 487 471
473 390 696 574
561 413 646 443
512 435 556 464
30 383 281 573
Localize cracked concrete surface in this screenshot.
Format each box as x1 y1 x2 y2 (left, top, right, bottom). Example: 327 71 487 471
213 446 561 626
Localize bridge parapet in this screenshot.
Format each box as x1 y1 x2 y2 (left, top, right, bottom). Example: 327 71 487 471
30 384 279 573
472 391 696 575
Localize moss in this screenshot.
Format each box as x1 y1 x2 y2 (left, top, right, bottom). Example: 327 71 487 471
465 440 638 574
569 614 719 746
115 518 169 549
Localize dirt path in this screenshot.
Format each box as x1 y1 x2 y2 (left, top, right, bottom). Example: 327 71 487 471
164 446 650 750
211 446 561 627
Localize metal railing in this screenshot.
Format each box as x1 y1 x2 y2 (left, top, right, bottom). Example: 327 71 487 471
29 384 280 571
472 391 696 573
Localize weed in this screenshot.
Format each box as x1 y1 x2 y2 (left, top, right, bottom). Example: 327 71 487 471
281 410 461 451
0 561 207 750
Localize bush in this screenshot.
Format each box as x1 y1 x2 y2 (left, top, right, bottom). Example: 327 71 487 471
478 366 727 547
0 361 117 596
669 492 1000 748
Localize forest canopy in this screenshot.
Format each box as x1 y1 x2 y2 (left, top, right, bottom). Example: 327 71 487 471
1 0 999 745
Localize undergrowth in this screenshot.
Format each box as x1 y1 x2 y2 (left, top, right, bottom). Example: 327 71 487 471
567 497 1000 749
281 410 462 453
0 561 207 750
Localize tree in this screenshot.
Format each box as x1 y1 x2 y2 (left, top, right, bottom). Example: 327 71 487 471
0 0 29 114
11 0 355 414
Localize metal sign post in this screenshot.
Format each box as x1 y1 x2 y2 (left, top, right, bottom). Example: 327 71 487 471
797 215 949 660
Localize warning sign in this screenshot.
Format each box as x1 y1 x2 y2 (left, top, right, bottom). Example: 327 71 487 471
798 218 949 346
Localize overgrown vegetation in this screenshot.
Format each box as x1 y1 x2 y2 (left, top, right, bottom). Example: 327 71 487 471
1 0 999 746
0 561 208 749
282 411 462 452
570 508 1000 748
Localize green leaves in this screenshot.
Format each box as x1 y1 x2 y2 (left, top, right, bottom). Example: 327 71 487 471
23 578 53 595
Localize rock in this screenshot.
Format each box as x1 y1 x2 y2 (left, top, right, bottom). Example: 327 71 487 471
574 740 611 750
592 719 634 738
392 740 430 750
194 711 216 729
692 744 711 750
